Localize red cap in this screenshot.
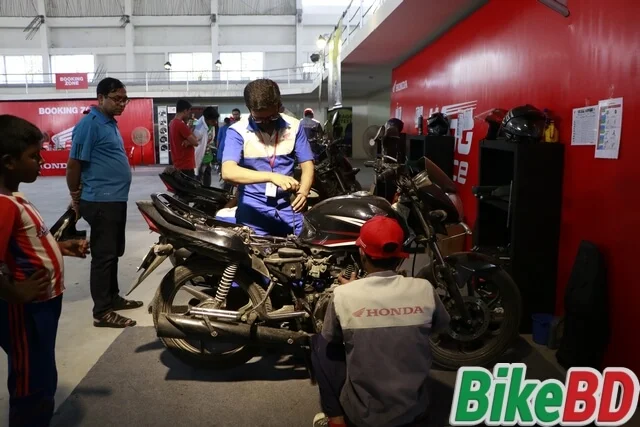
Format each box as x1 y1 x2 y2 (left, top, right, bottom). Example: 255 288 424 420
304 108 314 115
356 216 409 259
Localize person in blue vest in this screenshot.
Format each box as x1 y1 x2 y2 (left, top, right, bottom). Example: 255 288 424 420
216 117 231 165
221 79 315 237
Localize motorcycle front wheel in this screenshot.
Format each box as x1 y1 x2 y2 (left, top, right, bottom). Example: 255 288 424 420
152 260 271 369
418 266 522 369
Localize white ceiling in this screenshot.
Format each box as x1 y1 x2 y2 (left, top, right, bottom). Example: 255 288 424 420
0 0 306 17
334 0 488 97
343 0 488 67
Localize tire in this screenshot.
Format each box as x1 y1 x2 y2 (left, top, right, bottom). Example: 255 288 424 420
418 265 522 370
152 260 271 369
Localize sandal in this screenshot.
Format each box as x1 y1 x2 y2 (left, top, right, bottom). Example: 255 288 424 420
94 311 137 328
113 297 144 311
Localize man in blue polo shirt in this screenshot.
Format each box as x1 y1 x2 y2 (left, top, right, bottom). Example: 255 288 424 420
221 79 315 237
66 77 143 329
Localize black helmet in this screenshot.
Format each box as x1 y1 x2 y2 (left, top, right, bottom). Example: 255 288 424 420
385 118 404 134
427 113 450 136
499 104 546 143
485 108 508 140
50 207 86 242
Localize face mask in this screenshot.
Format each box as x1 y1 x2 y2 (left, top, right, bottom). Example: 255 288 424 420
257 122 276 133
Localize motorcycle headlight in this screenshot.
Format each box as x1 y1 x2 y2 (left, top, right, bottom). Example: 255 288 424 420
447 193 464 219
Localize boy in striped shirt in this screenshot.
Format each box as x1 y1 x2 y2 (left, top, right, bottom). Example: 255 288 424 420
0 115 89 427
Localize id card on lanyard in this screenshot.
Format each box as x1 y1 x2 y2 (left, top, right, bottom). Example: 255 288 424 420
261 131 280 198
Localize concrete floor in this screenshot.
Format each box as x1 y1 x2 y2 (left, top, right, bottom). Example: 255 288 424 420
0 163 597 424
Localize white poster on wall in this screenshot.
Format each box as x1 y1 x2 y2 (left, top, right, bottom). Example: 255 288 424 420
395 105 403 120
415 106 424 129
595 97 623 159
571 106 598 146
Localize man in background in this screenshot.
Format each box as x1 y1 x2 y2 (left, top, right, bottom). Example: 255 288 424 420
169 99 199 178
231 108 242 123
67 77 143 328
301 108 324 142
216 117 231 165
194 106 219 186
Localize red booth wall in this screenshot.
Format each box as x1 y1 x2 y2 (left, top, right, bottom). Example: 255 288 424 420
0 99 155 176
391 0 639 374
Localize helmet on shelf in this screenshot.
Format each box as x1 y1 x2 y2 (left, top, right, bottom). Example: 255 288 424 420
484 108 508 140
499 104 547 143
426 112 450 136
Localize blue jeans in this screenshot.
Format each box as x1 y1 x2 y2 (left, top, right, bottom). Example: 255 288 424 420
236 197 303 237
0 295 63 427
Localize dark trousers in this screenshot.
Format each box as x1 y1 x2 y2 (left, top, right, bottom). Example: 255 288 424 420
0 295 63 427
79 201 127 318
311 334 348 419
198 163 212 187
311 334 429 427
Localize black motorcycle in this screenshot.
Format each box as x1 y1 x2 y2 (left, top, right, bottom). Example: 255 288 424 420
129 154 522 371
294 137 362 203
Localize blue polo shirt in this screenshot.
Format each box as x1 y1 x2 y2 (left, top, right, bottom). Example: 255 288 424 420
216 124 230 163
69 107 132 202
222 114 314 236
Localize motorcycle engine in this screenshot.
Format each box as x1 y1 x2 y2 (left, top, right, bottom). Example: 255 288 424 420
264 247 305 280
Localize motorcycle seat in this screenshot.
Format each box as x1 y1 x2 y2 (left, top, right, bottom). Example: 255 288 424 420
139 199 249 261
151 193 197 231
189 186 229 201
161 169 229 202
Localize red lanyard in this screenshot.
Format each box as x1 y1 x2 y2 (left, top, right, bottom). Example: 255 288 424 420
258 131 280 170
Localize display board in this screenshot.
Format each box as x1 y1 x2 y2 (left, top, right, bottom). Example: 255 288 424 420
0 99 155 176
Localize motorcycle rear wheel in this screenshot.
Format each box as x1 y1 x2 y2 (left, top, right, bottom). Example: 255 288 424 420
152 260 271 369
418 266 522 369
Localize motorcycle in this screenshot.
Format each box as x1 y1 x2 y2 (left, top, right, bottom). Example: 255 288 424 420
129 154 522 371
294 111 361 204
294 136 362 202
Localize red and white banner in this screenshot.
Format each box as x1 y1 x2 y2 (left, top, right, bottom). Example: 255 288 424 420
55 73 89 90
0 99 156 176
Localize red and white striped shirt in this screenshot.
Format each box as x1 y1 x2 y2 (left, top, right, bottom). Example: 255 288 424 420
0 193 65 301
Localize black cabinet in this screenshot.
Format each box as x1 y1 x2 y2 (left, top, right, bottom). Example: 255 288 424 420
474 139 565 333
406 135 455 179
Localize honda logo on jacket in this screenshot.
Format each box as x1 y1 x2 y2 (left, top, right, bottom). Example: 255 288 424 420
353 306 426 318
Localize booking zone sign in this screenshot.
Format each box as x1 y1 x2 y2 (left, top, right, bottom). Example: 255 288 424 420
449 364 639 426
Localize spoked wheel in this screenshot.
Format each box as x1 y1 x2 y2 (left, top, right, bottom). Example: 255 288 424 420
418 265 522 369
152 261 270 369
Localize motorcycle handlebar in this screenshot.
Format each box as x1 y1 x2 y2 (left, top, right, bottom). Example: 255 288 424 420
379 167 397 181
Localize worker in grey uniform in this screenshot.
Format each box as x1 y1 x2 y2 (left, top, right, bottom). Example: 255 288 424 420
311 215 451 427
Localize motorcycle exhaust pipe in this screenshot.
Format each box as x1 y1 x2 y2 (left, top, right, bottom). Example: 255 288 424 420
157 314 310 348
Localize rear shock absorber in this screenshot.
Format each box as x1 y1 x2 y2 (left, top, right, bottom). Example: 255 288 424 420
214 263 238 306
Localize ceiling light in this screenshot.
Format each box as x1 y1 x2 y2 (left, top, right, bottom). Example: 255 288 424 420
164 61 172 70
316 35 327 50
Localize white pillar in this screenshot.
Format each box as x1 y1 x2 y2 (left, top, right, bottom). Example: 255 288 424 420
36 0 50 81
295 0 303 76
124 0 135 78
211 0 219 78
